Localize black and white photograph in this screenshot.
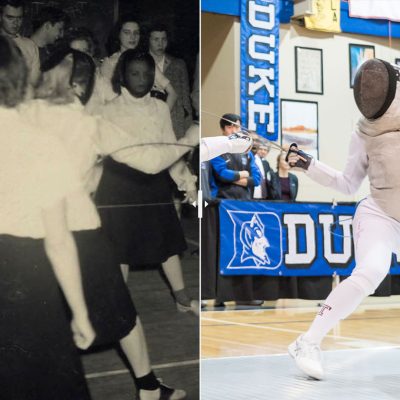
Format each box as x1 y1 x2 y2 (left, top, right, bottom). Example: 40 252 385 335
7 0 400 399
0 0 199 399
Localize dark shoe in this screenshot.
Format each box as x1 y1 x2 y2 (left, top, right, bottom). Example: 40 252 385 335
236 300 264 306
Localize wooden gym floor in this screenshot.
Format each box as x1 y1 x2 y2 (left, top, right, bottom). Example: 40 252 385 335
201 298 400 399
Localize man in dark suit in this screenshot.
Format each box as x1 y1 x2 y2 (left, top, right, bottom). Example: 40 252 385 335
30 6 68 66
148 23 193 139
253 137 274 199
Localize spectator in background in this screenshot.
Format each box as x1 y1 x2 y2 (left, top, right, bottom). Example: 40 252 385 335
253 137 273 200
30 6 68 67
0 0 40 86
148 23 192 139
210 113 261 200
200 160 213 201
270 151 298 201
100 15 177 109
65 27 98 61
63 27 107 115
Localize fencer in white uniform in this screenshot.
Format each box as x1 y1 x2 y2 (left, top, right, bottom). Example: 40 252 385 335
287 59 400 380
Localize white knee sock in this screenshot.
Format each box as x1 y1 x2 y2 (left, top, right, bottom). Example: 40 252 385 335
303 277 366 345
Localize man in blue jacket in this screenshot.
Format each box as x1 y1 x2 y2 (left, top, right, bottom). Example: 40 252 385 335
210 113 261 199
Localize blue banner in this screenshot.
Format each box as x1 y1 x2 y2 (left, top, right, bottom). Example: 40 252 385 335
240 0 279 141
340 1 400 38
219 200 400 276
279 0 293 23
201 0 240 16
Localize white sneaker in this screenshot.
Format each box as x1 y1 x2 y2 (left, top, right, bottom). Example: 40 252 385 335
288 335 324 380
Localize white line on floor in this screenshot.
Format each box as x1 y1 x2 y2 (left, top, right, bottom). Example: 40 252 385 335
201 345 400 362
202 302 400 314
86 359 199 379
203 335 273 351
201 316 398 345
185 238 199 247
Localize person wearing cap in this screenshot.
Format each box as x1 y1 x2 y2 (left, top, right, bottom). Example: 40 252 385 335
286 58 400 380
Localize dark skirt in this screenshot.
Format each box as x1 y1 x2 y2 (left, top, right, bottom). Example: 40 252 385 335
0 235 91 400
95 158 187 266
74 229 137 346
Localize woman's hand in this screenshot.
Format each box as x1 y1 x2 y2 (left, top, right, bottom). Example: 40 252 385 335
71 314 96 350
184 189 198 205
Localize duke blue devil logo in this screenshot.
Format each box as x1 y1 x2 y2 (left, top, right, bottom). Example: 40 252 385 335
226 210 283 270
240 214 270 266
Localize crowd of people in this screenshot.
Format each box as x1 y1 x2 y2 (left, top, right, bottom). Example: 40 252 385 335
0 0 199 399
202 112 299 202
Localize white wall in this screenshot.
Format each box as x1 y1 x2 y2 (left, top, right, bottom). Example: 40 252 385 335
202 13 400 202
201 13 241 137
279 24 400 202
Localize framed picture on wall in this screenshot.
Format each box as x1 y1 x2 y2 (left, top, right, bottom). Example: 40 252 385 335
349 44 375 88
295 46 323 94
280 99 319 160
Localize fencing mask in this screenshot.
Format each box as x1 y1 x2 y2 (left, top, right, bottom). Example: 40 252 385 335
353 58 400 120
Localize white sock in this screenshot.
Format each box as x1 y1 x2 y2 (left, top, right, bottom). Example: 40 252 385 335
139 388 161 400
303 278 366 345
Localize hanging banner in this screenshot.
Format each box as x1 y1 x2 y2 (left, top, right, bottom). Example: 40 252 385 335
341 1 400 38
305 0 341 33
279 0 294 23
349 0 400 23
240 0 279 141
219 199 400 276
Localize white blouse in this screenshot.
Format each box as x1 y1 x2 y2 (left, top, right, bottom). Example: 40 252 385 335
19 99 102 231
0 107 81 238
101 89 197 192
19 98 198 230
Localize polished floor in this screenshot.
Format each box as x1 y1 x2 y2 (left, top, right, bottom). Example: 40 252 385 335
201 300 400 399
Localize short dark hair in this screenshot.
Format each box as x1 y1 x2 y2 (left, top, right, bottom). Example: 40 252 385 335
220 113 241 130
0 0 24 12
106 14 144 56
64 26 97 57
145 22 169 52
148 22 168 36
112 49 155 95
0 35 27 107
32 6 69 32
